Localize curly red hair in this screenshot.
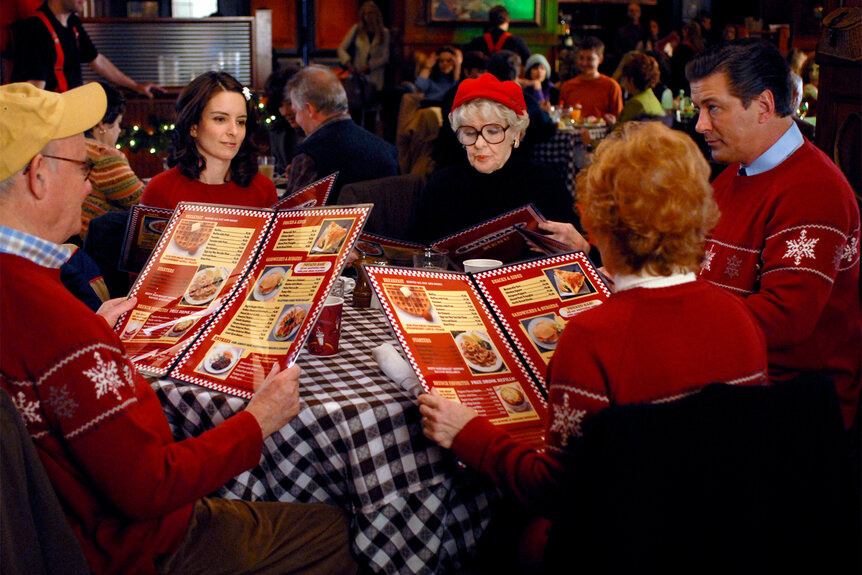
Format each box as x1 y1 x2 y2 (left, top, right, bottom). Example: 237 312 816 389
576 122 719 276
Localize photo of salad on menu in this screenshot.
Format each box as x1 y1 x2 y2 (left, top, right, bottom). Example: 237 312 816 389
114 201 370 398
364 252 611 448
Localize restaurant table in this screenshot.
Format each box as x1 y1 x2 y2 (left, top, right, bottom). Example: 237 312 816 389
152 303 498 575
530 124 611 199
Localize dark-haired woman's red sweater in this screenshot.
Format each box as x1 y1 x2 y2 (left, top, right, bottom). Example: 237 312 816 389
141 166 276 210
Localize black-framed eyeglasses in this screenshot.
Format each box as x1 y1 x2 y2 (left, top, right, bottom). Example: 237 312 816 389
455 124 509 146
40 154 95 180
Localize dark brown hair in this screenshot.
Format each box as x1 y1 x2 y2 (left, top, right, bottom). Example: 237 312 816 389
169 71 260 186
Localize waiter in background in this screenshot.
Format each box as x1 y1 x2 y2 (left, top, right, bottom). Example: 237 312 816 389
9 0 161 96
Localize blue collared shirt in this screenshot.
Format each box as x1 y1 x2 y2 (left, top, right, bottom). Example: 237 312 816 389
741 121 804 176
0 225 72 269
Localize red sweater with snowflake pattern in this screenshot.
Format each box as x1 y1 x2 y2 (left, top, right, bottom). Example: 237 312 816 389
0 253 264 575
699 140 861 428
451 280 768 515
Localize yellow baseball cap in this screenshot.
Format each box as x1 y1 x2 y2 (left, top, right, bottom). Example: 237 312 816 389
0 82 107 181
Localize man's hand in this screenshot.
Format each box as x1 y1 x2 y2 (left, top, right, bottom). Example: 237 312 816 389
97 296 137 328
134 83 165 99
245 363 301 437
417 390 478 449
538 221 591 253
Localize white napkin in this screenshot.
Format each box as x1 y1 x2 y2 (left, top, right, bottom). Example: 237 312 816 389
372 343 422 396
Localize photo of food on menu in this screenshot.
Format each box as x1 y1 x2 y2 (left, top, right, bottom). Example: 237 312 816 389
364 252 610 448
115 201 370 398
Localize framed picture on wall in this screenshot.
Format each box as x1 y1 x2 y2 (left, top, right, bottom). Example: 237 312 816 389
429 0 541 25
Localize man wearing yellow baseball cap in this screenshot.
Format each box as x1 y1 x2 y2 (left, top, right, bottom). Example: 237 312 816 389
0 83 355 574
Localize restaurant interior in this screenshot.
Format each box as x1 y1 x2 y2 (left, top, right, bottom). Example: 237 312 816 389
1 0 857 191
0 1 860 574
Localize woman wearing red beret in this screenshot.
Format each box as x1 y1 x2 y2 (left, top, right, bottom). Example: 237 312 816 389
406 73 577 243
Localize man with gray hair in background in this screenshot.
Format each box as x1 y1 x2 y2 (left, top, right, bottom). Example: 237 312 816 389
283 65 398 204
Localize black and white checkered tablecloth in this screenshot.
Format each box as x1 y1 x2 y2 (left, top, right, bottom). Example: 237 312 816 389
153 304 497 574
531 125 611 198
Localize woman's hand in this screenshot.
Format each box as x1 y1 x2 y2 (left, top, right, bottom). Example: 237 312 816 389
538 221 591 253
417 390 478 449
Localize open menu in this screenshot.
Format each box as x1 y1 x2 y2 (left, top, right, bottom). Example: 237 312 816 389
115 201 370 398
428 204 572 271
119 174 337 274
364 252 611 448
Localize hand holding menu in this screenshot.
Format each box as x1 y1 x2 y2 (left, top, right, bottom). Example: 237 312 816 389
365 252 610 448
116 201 370 398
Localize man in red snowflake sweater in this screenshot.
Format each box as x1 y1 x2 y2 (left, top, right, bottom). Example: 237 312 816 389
688 39 861 429
0 83 355 574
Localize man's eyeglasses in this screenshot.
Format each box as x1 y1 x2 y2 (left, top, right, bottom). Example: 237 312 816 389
455 124 509 146
40 154 96 180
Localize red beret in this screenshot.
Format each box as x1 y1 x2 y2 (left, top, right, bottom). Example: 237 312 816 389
452 73 527 116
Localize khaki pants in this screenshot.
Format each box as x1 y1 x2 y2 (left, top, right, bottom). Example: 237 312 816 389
155 498 357 575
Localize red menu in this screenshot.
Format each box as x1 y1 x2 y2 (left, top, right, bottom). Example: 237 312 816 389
364 252 611 449
429 204 571 270
119 174 337 274
355 232 424 267
116 201 370 397
270 172 337 210
119 205 173 273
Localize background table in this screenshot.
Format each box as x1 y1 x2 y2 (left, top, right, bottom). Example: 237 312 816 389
531 124 611 199
153 304 497 575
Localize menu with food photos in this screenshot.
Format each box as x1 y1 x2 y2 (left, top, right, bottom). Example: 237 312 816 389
119 174 338 274
429 204 572 271
364 252 611 448
115 201 370 398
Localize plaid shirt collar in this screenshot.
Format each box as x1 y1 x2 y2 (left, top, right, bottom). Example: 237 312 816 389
0 226 72 269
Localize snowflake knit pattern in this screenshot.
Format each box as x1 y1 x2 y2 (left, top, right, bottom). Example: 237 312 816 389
0 253 263 574
699 140 861 427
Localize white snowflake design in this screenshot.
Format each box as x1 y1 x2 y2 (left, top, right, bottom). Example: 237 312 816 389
782 229 819 266
83 352 128 401
550 393 587 446
12 390 43 424
45 386 79 420
724 255 742 278
844 237 859 262
701 246 716 272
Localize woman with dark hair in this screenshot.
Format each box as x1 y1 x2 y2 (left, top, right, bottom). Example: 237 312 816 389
80 82 144 239
141 71 276 210
617 52 665 124
415 45 462 104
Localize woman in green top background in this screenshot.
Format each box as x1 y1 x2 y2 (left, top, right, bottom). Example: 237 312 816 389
617 52 666 125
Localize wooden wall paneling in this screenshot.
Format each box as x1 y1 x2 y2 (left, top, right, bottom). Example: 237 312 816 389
121 93 178 179
252 0 297 49
315 0 358 50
